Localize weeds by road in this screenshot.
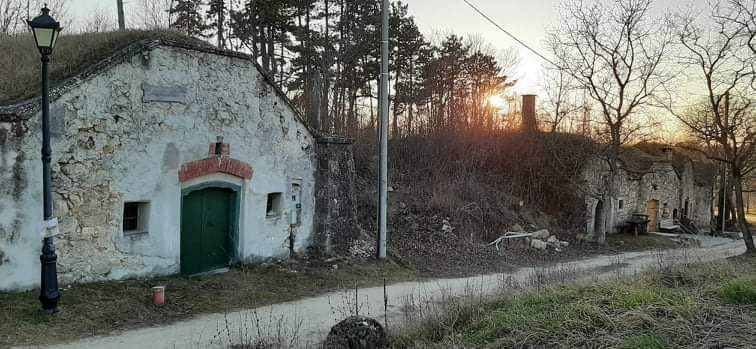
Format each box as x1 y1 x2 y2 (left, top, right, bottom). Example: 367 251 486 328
390 254 756 348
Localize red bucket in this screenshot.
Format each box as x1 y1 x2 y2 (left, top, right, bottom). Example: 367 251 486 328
152 286 166 305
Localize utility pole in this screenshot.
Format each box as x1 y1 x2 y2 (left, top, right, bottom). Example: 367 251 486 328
377 0 389 259
117 0 125 31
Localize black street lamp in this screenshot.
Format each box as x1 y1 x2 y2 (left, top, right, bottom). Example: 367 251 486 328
28 5 62 314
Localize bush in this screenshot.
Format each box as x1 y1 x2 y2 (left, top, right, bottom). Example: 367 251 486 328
719 278 756 305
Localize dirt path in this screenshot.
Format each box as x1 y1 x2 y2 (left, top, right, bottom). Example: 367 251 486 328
37 236 745 349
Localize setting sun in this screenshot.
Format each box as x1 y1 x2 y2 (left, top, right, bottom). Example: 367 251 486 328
489 95 507 110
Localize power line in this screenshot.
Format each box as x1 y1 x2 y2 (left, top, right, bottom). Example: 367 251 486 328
461 0 561 69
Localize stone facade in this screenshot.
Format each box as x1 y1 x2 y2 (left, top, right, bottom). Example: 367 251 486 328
313 136 359 255
0 41 358 291
582 149 714 238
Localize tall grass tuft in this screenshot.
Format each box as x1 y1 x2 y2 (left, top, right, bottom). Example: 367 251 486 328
719 278 756 305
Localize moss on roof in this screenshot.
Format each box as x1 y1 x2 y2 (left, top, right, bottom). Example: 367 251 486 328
0 30 212 105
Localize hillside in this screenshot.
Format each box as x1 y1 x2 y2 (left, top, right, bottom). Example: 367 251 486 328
354 131 601 275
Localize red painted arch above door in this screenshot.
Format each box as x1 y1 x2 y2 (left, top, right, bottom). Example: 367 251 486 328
178 139 253 183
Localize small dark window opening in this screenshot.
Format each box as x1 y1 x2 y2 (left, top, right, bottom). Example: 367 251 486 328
266 193 283 217
123 203 140 231
618 200 624 210
123 202 150 234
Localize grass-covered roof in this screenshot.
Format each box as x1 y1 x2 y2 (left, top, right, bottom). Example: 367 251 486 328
0 30 213 105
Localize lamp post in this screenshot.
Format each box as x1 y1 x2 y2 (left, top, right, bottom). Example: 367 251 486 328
28 5 62 314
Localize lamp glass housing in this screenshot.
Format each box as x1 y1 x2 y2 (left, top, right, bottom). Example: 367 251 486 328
27 6 62 55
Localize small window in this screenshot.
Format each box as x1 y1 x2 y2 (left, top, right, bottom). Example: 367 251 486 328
618 199 624 210
123 202 150 234
266 193 283 217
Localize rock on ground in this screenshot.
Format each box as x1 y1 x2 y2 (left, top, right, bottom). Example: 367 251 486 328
532 229 550 239
530 239 548 250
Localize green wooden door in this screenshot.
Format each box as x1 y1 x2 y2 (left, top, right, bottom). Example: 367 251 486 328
180 187 234 275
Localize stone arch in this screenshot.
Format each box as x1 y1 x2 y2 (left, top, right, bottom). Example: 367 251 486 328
592 199 605 237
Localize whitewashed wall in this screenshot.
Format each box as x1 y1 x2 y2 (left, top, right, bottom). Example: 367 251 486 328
0 45 317 290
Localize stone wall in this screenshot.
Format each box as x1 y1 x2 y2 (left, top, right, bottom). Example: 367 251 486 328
0 118 30 281
581 158 613 237
0 44 318 290
313 136 359 256
616 170 640 223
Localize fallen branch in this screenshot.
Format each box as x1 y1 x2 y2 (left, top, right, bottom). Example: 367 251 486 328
488 232 533 251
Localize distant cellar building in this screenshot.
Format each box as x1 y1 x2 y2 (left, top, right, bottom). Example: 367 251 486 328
0 37 358 291
582 145 716 237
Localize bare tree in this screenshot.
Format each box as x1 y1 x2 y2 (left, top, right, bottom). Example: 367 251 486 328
134 0 173 29
81 6 115 33
547 0 674 243
540 64 581 133
722 0 756 56
27 0 71 29
668 2 756 252
0 0 23 34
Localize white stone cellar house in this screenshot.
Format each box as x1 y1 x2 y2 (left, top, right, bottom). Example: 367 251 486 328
0 33 357 291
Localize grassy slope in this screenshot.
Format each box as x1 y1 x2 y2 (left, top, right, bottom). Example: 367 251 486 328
0 30 209 104
0 260 414 347
391 255 756 349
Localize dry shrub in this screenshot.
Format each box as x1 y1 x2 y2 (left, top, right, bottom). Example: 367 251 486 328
354 129 594 242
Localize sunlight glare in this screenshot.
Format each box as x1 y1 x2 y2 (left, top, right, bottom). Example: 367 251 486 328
489 95 507 110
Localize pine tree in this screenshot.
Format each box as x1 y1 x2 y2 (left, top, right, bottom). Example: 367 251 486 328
170 0 208 37
390 1 426 137
206 0 227 48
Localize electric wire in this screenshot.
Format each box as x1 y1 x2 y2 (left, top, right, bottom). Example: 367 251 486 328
461 0 561 69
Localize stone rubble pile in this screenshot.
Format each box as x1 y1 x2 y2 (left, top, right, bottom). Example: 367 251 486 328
441 217 455 234
348 239 375 259
511 226 570 252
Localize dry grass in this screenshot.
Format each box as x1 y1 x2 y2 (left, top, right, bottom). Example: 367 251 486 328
389 255 756 349
0 30 209 104
0 260 414 348
605 233 680 252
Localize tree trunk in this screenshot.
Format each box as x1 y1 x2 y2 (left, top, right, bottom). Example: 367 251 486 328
268 26 277 78
599 139 621 245
392 68 401 139
718 169 736 230
117 0 126 30
320 0 331 132
259 26 269 71
733 175 755 252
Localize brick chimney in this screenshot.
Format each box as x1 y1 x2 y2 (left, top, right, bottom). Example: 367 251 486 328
661 146 673 162
521 94 538 133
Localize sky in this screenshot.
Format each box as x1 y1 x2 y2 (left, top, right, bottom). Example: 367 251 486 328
408 0 709 94
61 0 710 95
